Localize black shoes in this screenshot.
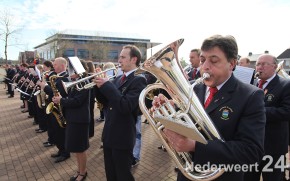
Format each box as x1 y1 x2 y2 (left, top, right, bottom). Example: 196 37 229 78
28 115 34 118
44 142 54 147
36 129 46 133
54 156 70 163
8 95 14 98
131 158 139 168
21 110 28 113
158 145 167 152
70 172 79 181
96 118 104 122
51 152 61 158
70 172 87 181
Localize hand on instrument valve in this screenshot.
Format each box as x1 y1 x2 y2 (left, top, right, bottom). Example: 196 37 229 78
152 94 196 152
37 81 46 90
52 95 62 104
93 77 109 88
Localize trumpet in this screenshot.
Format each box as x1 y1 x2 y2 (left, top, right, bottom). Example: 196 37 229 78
62 67 117 93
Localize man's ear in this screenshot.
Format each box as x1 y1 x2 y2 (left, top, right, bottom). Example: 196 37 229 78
230 59 237 71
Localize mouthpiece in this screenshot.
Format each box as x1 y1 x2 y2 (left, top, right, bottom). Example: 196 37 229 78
254 72 260 78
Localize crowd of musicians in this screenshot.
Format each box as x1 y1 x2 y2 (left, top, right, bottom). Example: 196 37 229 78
1 34 290 181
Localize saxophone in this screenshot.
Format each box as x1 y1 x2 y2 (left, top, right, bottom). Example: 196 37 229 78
46 75 66 128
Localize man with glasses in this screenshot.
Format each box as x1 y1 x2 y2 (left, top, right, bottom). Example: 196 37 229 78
244 54 290 181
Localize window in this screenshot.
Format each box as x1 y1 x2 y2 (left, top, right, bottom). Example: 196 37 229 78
64 49 75 57
77 49 89 59
108 50 118 60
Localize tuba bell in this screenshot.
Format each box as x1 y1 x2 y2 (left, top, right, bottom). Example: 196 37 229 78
137 39 224 180
276 60 290 79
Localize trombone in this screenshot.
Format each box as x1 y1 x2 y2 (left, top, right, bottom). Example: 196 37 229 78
62 67 117 93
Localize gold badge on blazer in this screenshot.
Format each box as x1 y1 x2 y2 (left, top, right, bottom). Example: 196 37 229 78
219 106 233 120
265 94 274 102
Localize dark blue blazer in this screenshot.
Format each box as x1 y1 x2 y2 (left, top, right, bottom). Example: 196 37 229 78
61 88 90 124
187 68 201 81
263 75 290 155
95 71 147 150
180 75 266 181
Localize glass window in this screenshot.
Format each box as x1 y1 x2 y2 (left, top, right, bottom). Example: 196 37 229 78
64 49 75 57
108 50 118 60
77 49 89 59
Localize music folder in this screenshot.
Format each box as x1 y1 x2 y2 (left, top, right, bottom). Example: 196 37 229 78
68 57 86 75
154 115 207 144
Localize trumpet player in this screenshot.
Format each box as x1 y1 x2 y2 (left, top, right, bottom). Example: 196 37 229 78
94 45 147 181
151 35 266 181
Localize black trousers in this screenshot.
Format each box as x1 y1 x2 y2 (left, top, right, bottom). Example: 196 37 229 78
89 100 95 138
244 154 286 181
7 82 14 96
103 146 134 181
51 116 70 157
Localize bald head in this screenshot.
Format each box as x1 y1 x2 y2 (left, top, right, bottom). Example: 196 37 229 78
53 57 67 74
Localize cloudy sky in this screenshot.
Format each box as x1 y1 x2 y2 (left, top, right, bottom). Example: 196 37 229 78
0 0 290 61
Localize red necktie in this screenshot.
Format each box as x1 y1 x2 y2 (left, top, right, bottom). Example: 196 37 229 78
192 68 197 79
258 80 267 89
120 74 126 84
204 87 218 109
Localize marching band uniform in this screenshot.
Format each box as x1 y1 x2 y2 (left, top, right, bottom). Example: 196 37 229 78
244 74 290 181
95 70 147 181
43 71 70 162
178 75 266 181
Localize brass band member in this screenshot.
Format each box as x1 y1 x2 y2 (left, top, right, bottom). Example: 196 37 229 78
94 45 147 181
152 35 266 181
53 59 90 181
38 57 70 163
86 60 96 138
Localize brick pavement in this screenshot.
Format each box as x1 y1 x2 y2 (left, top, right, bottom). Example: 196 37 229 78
0 83 177 181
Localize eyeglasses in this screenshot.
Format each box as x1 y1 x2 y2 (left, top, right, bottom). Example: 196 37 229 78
255 62 275 67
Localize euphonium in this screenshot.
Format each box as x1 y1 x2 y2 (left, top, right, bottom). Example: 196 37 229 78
46 75 66 128
137 39 224 180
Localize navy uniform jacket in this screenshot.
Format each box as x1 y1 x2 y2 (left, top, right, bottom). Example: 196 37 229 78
263 75 290 155
95 71 147 150
60 87 90 124
187 68 201 81
179 75 266 181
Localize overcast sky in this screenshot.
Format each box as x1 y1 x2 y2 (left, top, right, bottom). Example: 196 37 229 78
0 0 290 61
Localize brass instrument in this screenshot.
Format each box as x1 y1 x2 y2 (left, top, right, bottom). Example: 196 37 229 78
254 71 260 79
276 60 290 79
62 67 117 93
35 71 49 108
137 39 224 180
46 75 66 128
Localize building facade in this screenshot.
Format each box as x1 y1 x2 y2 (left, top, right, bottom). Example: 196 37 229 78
34 29 160 64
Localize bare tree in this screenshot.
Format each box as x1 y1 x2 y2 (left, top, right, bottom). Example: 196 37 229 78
0 9 22 63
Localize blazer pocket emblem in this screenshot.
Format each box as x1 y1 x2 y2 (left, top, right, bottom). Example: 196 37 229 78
265 94 274 102
219 106 233 120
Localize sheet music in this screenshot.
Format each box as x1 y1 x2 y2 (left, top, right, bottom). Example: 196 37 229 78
68 57 86 75
35 66 41 80
233 65 255 84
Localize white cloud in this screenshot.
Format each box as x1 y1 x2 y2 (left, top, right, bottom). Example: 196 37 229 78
0 0 290 60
